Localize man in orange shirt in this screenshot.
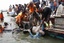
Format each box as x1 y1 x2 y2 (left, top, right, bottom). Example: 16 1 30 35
15 11 27 28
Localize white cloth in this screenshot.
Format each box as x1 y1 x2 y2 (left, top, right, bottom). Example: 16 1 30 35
56 4 64 16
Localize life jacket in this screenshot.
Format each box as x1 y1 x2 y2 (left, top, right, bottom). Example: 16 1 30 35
15 12 22 24
15 12 27 24
0 27 4 33
0 13 3 19
29 7 34 13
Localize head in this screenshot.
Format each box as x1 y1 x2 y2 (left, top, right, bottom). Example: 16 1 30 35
28 2 36 8
13 5 15 8
15 4 18 8
4 22 8 26
19 4 22 7
43 1 46 5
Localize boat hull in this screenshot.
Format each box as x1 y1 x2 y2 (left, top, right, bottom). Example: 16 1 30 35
46 30 64 39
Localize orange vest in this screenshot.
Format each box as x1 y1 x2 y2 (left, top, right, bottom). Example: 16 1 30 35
15 12 26 24
15 12 22 24
0 13 3 19
0 27 4 33
29 7 34 13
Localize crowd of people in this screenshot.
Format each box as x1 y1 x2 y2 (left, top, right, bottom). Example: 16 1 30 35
6 1 52 38
0 0 64 38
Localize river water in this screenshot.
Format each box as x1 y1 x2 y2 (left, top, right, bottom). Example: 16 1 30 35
0 12 64 43
0 31 64 43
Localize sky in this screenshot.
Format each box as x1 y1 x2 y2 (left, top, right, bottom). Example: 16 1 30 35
0 0 31 10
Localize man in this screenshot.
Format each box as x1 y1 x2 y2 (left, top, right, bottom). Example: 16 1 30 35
56 0 64 16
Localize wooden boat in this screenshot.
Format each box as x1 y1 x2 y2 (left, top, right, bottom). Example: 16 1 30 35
45 16 64 39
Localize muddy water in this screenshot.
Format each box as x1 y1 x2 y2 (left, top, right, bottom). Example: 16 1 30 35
0 31 64 43
0 12 64 43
